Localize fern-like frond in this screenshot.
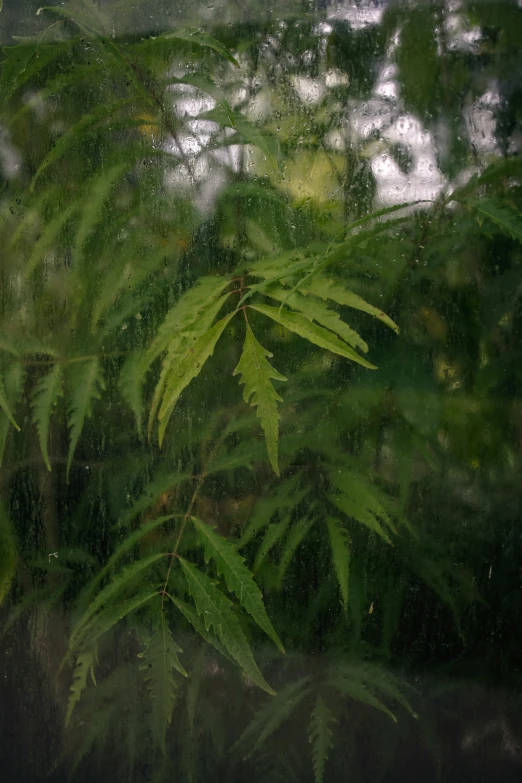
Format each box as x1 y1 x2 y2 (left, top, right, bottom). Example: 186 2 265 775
233 324 287 474
472 199 522 243
0 373 20 432
31 363 62 471
168 594 233 663
232 677 311 758
330 471 396 543
66 358 104 477
69 553 166 651
66 647 96 726
31 98 134 191
277 516 316 587
191 516 284 652
72 162 128 269
155 313 235 445
178 557 276 695
138 615 187 752
144 276 230 371
301 277 400 334
239 475 303 549
266 284 368 354
0 362 24 466
309 696 335 783
249 304 377 369
326 517 350 611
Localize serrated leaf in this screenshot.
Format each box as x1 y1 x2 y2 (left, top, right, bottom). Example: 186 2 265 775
156 313 235 445
301 277 399 334
309 696 335 783
277 516 316 587
205 106 279 160
138 615 186 753
145 277 230 372
191 516 284 652
31 98 134 191
66 648 95 726
31 363 62 471
232 677 311 758
233 324 286 474
147 287 230 439
66 358 105 477
75 590 158 652
72 163 127 268
0 362 24 466
472 199 522 243
178 557 275 695
164 28 239 66
239 476 303 549
24 200 78 277
70 553 167 651
331 677 397 722
0 375 20 431
249 304 377 369
326 517 350 611
168 594 233 662
265 283 368 354
330 471 396 543
83 514 178 604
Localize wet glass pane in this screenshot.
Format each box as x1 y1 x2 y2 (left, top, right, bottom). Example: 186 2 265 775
1 1 522 781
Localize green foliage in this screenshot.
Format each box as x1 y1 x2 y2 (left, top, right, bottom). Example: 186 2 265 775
138 615 187 752
1 1 521 780
179 557 275 695
233 324 287 474
309 696 335 783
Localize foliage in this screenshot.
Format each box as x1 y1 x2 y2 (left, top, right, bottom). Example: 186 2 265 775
0 1 522 781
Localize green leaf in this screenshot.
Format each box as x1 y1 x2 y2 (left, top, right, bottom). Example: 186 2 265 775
301 277 399 334
326 517 350 611
0 375 20 431
178 557 276 695
84 515 178 602
239 476 303 549
165 28 239 67
31 363 62 471
72 163 128 269
205 106 280 160
156 313 235 445
0 362 24 466
265 283 368 354
31 98 134 191
76 590 158 651
147 286 230 439
232 677 311 758
138 614 187 753
249 304 377 369
145 276 230 373
277 516 316 587
66 358 105 477
233 324 287 474
330 677 397 722
309 696 335 783
191 516 284 653
168 594 233 663
24 200 78 277
70 553 167 650
66 647 95 727
330 472 396 543
472 199 522 243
